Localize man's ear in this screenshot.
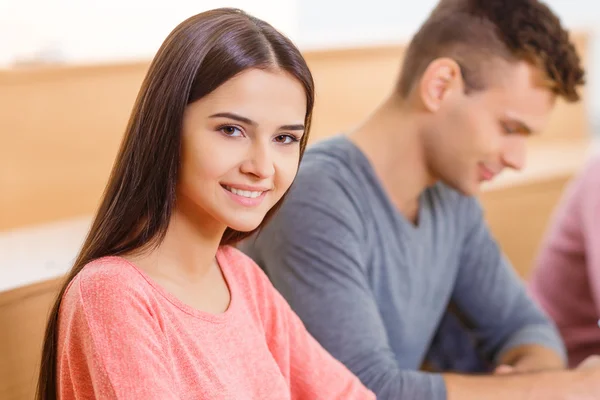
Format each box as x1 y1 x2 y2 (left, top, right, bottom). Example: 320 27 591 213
418 57 463 112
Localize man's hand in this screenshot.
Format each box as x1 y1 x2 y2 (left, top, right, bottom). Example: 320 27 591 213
495 344 565 374
494 354 600 375
577 355 600 370
446 356 600 400
493 364 515 375
568 357 600 400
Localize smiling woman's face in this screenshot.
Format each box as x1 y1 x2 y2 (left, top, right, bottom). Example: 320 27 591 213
177 67 307 233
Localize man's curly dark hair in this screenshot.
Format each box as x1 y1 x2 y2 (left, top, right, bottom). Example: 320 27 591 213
397 0 585 102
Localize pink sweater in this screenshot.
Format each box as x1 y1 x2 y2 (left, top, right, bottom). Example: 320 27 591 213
57 246 375 399
529 156 600 367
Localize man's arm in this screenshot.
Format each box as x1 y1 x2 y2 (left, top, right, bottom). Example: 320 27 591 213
436 196 600 399
495 344 564 373
451 197 567 372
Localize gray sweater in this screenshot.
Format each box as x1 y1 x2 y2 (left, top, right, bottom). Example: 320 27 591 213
239 134 565 399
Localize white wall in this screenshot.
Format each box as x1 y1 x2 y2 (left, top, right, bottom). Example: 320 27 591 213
1 1 594 62
297 0 597 45
0 0 298 66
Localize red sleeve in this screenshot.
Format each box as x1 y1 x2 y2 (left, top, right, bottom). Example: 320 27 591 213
579 157 600 313
529 156 600 319
57 262 179 400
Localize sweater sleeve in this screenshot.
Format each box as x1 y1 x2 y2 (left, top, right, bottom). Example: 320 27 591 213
452 198 566 364
57 262 178 400
576 158 600 314
530 156 600 324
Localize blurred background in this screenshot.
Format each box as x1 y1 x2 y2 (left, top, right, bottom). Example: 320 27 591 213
0 1 598 399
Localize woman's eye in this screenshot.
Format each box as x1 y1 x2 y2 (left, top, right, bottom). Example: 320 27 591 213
220 126 243 137
501 122 518 135
274 134 298 144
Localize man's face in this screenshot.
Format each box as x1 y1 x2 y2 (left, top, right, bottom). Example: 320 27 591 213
423 61 556 196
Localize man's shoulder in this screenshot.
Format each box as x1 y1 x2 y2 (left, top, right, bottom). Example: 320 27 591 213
288 135 369 205
297 135 356 177
245 137 370 249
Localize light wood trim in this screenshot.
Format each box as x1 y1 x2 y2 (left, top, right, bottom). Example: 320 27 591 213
0 63 149 230
0 60 150 85
0 277 63 308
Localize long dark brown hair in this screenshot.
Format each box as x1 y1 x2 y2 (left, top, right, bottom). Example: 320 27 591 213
36 8 314 399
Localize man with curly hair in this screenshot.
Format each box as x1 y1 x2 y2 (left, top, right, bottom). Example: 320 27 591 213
240 0 599 398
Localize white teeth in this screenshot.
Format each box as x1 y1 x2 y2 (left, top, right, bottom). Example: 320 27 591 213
227 187 263 198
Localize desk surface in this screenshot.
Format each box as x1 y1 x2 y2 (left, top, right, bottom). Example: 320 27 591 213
0 216 91 292
1 139 597 293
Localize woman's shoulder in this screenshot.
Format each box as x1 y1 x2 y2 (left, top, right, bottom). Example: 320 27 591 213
218 245 269 284
61 256 155 315
218 245 279 307
219 245 263 273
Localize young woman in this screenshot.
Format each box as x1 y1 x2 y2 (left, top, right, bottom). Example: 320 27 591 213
36 8 375 400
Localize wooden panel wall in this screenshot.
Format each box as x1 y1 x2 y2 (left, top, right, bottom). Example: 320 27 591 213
0 279 61 400
0 63 149 230
0 32 590 231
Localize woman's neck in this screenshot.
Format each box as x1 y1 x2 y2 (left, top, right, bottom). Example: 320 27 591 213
129 199 226 286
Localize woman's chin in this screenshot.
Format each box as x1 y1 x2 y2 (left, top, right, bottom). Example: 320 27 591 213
225 218 263 234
